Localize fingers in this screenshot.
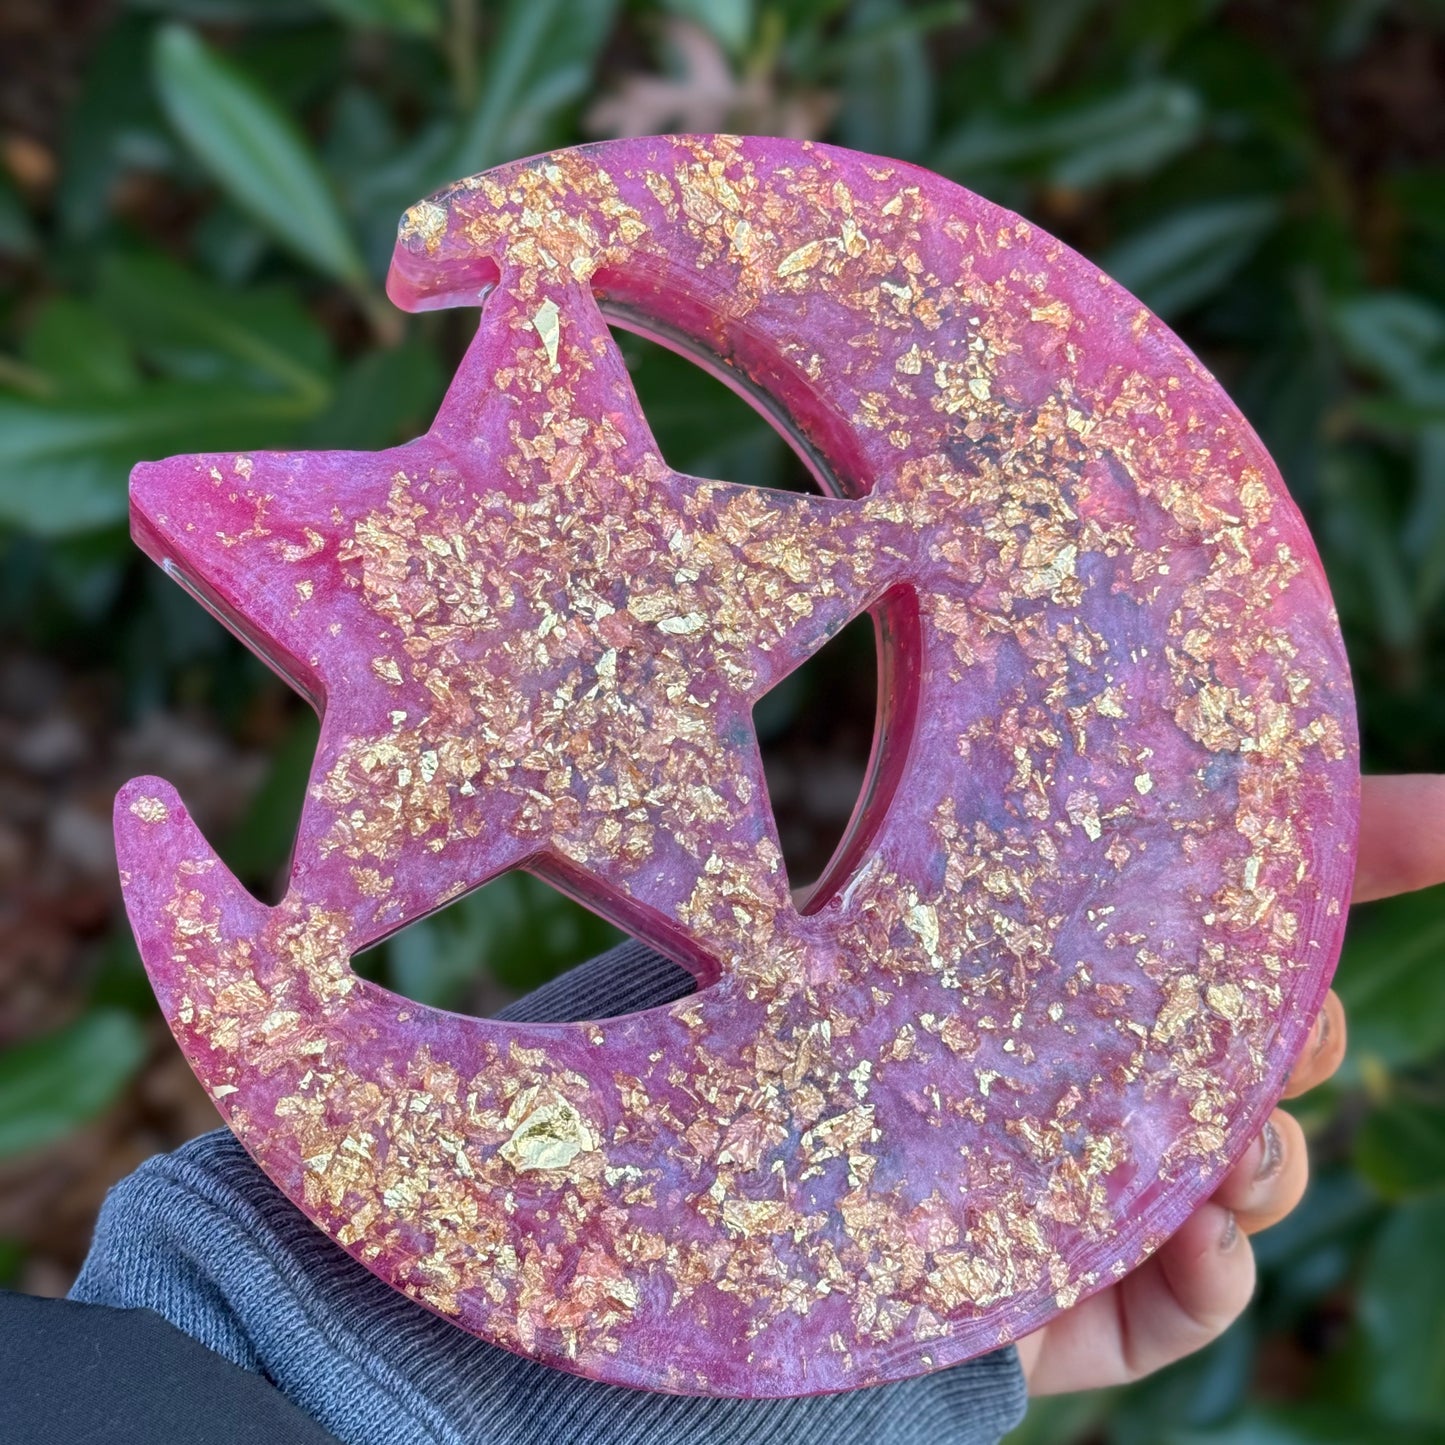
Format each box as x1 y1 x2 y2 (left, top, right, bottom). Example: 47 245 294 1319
1019 1203 1256 1394
1281 991 1346 1098
1354 774 1445 902
1022 1104 1314 1394
1041 967 1329 1392
1142 1201 1257 1368
1211 1109 1309 1234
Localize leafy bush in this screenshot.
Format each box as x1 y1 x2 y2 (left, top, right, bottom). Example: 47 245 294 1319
2 2 1443 1437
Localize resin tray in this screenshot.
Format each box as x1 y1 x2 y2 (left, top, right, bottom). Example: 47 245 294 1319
114 135 1358 1396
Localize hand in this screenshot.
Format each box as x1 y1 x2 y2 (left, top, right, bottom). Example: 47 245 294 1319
1016 774 1445 1395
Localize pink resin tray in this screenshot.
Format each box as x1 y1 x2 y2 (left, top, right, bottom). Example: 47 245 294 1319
114 135 1358 1396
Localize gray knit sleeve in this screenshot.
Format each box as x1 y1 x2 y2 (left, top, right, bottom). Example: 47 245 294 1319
70 941 1029 1445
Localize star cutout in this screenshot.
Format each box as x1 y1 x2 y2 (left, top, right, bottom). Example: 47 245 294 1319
131 265 908 967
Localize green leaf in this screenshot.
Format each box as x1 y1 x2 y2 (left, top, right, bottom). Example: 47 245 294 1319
615 331 792 487
317 0 442 34
1410 428 1445 621
90 930 155 1015
836 0 937 163
1335 885 1445 1073
1356 1087 1445 1200
1317 448 1418 652
96 251 334 400
0 383 321 537
224 709 320 882
1348 396 1445 432
824 0 970 67
1333 292 1445 404
1112 0 1224 56
1108 1318 1255 1444
1323 0 1393 60
938 79 1203 189
1168 1404 1445 1444
1392 170 1445 243
1250 1167 1380 1328
58 15 168 240
0 1239 25 1286
153 23 368 286
1328 295 1445 603
0 256 337 539
1001 1388 1116 1445
1046 82 1202 189
1014 0 1106 91
1101 197 1281 319
299 337 444 450
24 297 140 396
1250 1167 1379 1271
129 0 322 24
0 168 35 257
1171 24 1311 155
1357 1195 1445 1425
39 530 134 625
663 0 754 56
372 872 624 1009
451 0 618 177
192 201 272 284
0 1010 148 1158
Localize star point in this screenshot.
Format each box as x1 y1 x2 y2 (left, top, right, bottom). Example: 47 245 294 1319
129 261 900 968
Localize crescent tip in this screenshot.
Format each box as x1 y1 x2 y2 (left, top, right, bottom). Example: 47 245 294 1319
113 775 189 870
114 775 270 995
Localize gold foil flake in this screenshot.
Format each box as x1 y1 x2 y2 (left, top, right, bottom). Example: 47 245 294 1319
928 1249 1008 1310
1029 299 1072 328
533 297 561 369
400 198 449 252
777 239 826 277
279 528 326 563
130 795 169 824
1065 790 1103 842
499 1087 597 1173
350 866 392 899
1205 982 1247 1024
721 1197 793 1238
906 899 940 958
657 612 706 635
896 344 924 375
1151 976 1202 1045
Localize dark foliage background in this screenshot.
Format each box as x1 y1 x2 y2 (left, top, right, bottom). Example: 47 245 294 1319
1 1 1444 1438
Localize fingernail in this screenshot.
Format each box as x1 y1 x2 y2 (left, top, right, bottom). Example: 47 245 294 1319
1255 1119 1284 1182
1313 1007 1331 1058
1219 1210 1239 1251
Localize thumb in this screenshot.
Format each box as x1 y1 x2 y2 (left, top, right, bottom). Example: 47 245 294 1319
1353 774 1445 903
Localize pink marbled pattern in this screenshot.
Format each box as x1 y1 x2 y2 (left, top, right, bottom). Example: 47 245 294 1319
114 136 1357 1395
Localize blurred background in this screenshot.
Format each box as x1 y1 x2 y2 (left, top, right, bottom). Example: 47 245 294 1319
0 0 1443 1438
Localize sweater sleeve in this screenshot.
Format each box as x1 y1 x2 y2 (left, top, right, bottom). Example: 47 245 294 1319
70 941 1029 1445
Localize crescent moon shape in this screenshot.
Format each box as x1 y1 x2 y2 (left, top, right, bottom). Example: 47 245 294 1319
115 135 1357 1397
